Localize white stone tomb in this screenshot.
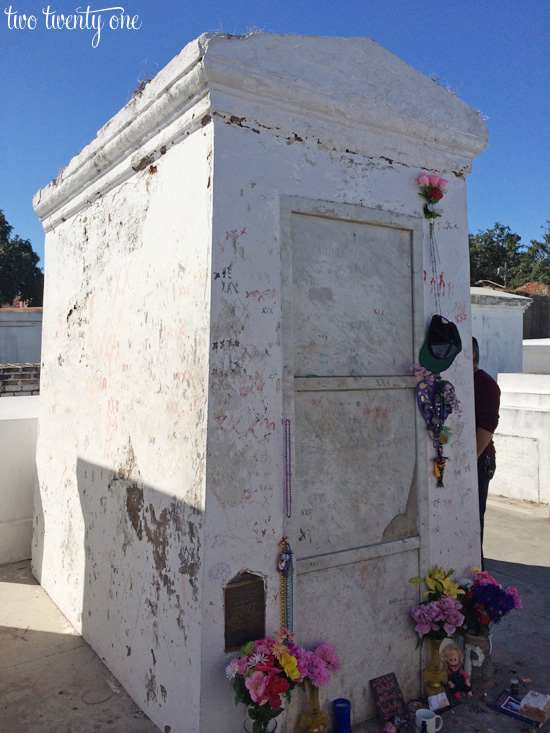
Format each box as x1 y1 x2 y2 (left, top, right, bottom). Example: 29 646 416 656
33 33 488 731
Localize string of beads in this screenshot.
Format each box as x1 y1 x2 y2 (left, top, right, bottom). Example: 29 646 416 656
278 537 293 639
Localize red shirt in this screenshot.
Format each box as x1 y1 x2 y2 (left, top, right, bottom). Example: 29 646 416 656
474 368 500 457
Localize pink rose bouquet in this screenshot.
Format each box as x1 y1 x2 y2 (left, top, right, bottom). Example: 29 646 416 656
416 172 448 219
226 632 340 732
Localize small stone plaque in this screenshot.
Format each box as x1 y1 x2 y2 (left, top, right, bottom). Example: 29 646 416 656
224 572 265 652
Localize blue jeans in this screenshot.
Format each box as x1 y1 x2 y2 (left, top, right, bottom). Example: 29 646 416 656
477 454 496 567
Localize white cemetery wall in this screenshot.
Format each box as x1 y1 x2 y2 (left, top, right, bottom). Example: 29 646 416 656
0 395 38 563
493 373 550 505
0 309 43 364
523 338 550 373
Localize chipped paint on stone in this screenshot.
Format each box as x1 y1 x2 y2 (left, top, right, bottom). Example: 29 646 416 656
126 484 144 540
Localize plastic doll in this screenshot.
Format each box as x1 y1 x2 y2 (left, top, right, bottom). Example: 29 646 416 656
442 644 472 699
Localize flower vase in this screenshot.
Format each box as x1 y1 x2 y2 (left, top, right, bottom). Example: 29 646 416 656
423 638 448 698
243 716 277 733
464 633 494 692
298 679 330 732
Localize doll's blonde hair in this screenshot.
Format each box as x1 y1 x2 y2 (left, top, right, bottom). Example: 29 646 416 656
441 644 464 664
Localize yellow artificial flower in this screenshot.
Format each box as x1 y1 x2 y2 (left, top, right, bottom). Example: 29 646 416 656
436 575 464 599
416 565 464 599
428 565 446 581
280 652 300 680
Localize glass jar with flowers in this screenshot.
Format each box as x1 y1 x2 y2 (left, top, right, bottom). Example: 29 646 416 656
457 568 522 690
410 565 465 697
226 631 341 733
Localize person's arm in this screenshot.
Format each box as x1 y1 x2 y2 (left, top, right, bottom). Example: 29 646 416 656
475 374 500 458
476 427 494 459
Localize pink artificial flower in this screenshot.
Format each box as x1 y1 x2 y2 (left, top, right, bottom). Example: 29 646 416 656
435 595 462 613
245 670 267 703
442 610 465 635
433 595 464 634
438 178 448 190
507 587 523 610
429 174 440 187
254 638 274 655
417 173 430 187
287 643 309 681
304 651 331 687
477 571 501 588
427 602 444 623
236 656 250 675
314 643 341 671
411 603 441 637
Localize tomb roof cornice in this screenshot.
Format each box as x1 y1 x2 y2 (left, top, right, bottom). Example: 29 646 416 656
34 33 489 230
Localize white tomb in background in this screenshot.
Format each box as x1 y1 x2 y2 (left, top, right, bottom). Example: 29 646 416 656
33 33 488 731
470 286 532 379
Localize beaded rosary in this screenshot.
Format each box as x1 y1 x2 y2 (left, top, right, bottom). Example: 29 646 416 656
416 375 456 488
430 379 449 487
278 537 293 638
284 419 292 518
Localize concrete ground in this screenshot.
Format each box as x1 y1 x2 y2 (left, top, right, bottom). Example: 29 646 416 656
1 497 549 732
0 560 158 733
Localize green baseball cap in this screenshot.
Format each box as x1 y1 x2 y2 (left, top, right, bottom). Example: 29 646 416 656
419 315 462 374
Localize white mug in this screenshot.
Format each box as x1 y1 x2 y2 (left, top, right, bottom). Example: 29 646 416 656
415 708 443 732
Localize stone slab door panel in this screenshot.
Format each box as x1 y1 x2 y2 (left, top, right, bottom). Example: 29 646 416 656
281 197 426 720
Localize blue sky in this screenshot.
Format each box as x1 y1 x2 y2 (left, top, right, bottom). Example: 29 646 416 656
1 0 548 267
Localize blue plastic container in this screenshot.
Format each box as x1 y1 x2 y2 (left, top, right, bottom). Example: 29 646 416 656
333 698 351 732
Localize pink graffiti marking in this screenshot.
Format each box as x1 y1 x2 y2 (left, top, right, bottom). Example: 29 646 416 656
245 288 277 302
106 397 119 442
454 301 467 323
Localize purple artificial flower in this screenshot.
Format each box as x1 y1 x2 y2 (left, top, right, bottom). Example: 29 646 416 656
409 363 436 383
473 583 515 623
442 381 462 417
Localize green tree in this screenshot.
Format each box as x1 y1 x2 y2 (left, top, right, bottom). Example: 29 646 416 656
469 222 523 287
511 222 550 288
0 210 43 306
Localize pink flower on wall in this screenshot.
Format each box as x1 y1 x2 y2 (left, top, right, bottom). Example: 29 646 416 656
416 172 448 219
